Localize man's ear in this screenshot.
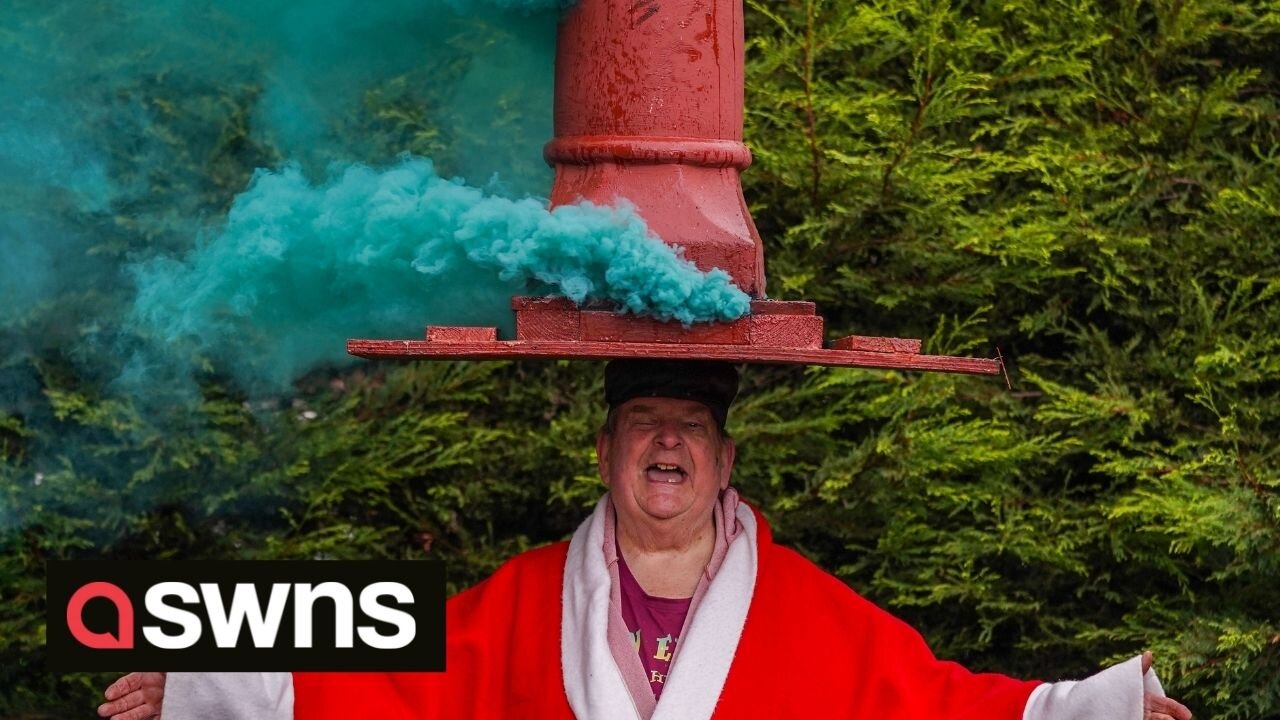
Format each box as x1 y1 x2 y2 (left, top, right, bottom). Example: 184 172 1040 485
596 431 611 488
718 435 736 490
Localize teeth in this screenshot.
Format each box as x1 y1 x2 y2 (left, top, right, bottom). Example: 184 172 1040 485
655 463 680 471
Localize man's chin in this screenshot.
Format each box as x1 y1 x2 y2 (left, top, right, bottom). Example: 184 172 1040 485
635 496 695 523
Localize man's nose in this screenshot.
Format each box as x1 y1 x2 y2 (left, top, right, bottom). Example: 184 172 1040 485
653 422 684 448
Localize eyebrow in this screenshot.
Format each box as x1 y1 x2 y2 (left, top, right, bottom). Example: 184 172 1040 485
624 403 660 415
622 403 714 422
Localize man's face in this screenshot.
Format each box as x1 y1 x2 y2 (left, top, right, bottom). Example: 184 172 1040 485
597 396 735 535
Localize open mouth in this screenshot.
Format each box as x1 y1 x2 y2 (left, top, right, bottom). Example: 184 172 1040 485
645 462 687 483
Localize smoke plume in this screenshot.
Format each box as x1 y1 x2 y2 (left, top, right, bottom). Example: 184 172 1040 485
130 158 750 390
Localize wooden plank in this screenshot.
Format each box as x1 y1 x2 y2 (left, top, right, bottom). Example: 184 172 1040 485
515 307 581 341
749 300 816 316
579 311 749 344
347 339 1002 376
748 315 823 348
830 335 922 354
426 326 498 343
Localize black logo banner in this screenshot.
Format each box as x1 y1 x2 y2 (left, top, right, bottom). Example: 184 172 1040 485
47 561 446 672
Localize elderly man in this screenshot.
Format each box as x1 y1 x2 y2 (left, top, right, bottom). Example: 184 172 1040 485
100 360 1193 720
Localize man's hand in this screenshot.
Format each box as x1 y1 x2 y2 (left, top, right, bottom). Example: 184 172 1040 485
98 671 165 720
1141 652 1192 720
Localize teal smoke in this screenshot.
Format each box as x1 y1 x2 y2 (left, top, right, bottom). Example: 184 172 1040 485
131 158 750 389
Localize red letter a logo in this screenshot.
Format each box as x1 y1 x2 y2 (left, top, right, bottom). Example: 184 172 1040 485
66 582 134 649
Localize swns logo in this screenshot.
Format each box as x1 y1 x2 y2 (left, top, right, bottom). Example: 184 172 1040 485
47 561 445 671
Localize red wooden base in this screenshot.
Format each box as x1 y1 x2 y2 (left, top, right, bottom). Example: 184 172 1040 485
346 297 1002 376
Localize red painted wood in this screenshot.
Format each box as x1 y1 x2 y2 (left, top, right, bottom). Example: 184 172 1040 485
427 326 498 343
579 311 749 345
749 300 816 316
515 308 581 342
749 315 823 349
346 339 1002 376
830 336 923 354
510 300 824 348
546 0 766 297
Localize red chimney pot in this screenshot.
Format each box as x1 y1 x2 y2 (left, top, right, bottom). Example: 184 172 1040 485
546 0 764 297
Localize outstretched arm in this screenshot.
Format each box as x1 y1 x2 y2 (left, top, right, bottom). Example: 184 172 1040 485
1022 652 1192 720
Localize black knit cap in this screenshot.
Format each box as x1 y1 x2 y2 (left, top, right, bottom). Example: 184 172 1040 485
604 360 739 429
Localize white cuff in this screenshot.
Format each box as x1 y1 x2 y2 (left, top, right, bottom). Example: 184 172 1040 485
1022 654 1164 720
162 672 293 720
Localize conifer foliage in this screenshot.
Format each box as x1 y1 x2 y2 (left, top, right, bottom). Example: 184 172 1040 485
1 0 1278 716
741 0 1280 716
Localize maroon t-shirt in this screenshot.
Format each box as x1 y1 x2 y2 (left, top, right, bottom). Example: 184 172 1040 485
617 553 693 699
